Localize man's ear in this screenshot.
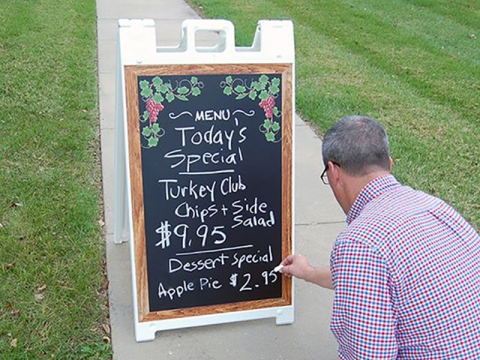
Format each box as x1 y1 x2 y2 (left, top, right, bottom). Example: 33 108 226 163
328 160 341 185
389 157 393 170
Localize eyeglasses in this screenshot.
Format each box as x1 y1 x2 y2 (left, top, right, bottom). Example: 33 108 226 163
320 161 339 185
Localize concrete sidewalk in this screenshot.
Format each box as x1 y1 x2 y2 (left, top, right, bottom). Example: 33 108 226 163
96 0 346 359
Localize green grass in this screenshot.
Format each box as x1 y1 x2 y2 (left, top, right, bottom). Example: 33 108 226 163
0 0 111 358
189 0 480 230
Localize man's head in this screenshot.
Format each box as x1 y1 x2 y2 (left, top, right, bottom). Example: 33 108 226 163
322 115 392 214
322 115 391 176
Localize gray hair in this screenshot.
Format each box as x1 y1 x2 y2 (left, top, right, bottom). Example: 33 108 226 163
322 115 391 176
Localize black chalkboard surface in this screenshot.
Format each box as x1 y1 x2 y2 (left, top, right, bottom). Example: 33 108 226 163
125 64 292 321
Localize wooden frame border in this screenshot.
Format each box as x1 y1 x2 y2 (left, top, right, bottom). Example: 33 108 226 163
124 64 293 322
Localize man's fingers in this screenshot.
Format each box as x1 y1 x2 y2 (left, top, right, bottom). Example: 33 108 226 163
282 254 296 265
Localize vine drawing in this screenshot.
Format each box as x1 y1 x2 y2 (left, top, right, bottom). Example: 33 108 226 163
221 74 281 142
139 76 203 148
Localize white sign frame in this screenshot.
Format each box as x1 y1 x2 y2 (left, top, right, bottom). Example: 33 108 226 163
114 19 295 342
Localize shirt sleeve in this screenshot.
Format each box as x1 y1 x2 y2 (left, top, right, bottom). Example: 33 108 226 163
330 239 397 359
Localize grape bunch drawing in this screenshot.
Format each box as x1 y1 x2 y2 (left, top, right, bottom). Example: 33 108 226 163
221 74 281 142
139 76 203 148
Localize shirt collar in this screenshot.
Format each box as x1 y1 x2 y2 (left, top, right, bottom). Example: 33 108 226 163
346 174 400 224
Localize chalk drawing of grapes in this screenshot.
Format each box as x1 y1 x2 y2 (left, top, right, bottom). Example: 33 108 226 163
220 74 281 142
139 76 203 148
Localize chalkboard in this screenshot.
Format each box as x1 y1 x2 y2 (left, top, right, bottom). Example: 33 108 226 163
124 64 293 322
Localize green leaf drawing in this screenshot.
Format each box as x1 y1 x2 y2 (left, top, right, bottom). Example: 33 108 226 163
177 95 188 101
148 137 159 147
142 111 149 121
192 87 201 96
248 91 257 100
266 132 275 142
159 84 169 94
177 86 189 95
270 84 280 95
272 122 281 132
142 126 152 137
139 80 149 90
234 85 246 93
151 123 161 134
259 90 269 100
223 86 233 95
166 92 175 103
141 87 153 98
191 76 198 84
263 119 272 130
259 74 269 84
226 76 233 84
272 78 281 87
252 81 262 91
152 77 163 87
153 93 164 103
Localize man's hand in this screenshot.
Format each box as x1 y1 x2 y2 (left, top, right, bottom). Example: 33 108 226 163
280 254 314 280
280 254 334 290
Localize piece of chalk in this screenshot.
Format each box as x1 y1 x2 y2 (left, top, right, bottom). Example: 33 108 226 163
273 264 284 272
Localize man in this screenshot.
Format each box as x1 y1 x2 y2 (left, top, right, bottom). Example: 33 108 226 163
281 116 480 359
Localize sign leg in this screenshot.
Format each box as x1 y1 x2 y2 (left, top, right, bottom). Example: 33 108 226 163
275 308 294 325
113 139 128 244
113 84 129 244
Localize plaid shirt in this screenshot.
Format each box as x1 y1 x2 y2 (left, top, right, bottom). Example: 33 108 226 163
330 175 480 359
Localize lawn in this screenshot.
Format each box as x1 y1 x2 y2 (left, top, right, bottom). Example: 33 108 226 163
0 0 111 358
189 0 479 230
